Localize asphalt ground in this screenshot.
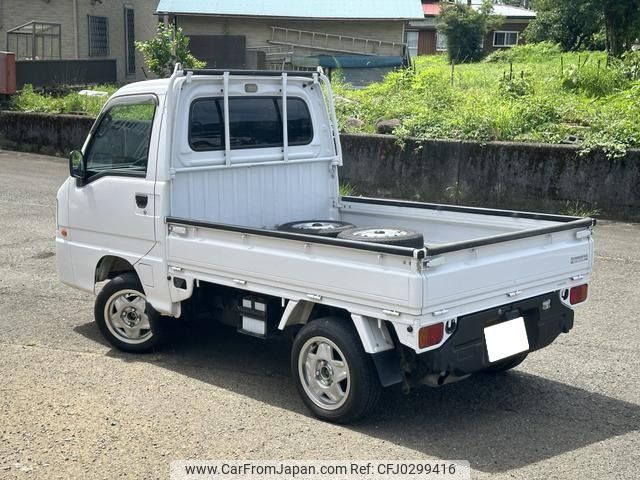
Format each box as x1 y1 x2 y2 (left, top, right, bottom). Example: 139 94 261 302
0 150 638 480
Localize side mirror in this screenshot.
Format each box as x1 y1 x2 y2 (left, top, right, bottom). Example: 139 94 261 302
69 150 85 183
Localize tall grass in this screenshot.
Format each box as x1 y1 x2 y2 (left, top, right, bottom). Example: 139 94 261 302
334 44 640 157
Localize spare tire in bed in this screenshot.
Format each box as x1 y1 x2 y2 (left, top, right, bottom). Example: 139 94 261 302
338 227 424 249
277 220 356 237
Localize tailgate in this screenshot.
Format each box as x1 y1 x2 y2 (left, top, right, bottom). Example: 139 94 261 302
422 225 594 317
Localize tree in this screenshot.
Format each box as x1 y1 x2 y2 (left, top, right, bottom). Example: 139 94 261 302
602 0 640 56
525 0 640 56
524 0 603 51
136 23 206 78
437 1 503 63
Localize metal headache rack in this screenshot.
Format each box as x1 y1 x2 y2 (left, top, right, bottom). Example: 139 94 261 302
167 65 343 169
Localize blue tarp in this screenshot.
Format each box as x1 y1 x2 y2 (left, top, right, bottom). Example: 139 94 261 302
292 55 406 69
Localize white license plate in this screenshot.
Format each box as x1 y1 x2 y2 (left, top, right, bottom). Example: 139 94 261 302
484 317 530 363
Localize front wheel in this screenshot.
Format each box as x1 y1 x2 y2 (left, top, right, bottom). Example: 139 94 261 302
291 317 381 424
94 272 167 353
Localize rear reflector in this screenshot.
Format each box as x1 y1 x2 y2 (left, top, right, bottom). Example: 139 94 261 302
570 284 588 305
419 323 444 349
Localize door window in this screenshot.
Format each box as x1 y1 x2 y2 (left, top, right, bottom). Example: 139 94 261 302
85 99 156 178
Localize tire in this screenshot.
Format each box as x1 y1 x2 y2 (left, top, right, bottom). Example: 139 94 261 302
338 227 424 249
291 317 381 424
277 220 356 237
484 352 528 373
94 272 167 353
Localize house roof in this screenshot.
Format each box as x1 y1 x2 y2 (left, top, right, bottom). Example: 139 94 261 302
422 2 536 19
422 3 440 16
156 0 425 20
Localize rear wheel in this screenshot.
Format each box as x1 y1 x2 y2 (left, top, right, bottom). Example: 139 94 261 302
291 317 381 424
94 273 167 353
484 352 528 373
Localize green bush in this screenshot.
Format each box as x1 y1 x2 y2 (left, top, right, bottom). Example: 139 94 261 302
437 1 502 63
620 50 640 80
485 42 562 63
136 23 205 77
561 63 628 97
12 84 116 116
499 74 533 98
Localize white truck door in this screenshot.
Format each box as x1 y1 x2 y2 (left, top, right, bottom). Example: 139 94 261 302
67 95 159 289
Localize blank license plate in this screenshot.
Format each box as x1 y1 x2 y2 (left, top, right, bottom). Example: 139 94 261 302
484 317 529 363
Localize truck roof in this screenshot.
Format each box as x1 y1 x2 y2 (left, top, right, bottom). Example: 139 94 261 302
115 78 172 97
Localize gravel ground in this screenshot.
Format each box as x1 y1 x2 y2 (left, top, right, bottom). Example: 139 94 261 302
0 150 638 480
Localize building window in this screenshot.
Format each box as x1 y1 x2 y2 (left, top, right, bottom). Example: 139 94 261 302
6 21 61 60
493 31 519 47
88 16 109 57
406 31 419 58
124 7 136 74
436 32 447 52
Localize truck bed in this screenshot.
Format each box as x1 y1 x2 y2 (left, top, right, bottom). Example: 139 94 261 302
166 197 594 323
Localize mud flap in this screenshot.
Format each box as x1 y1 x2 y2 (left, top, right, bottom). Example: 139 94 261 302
371 350 403 387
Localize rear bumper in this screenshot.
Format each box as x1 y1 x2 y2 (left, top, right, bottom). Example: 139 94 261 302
412 291 574 378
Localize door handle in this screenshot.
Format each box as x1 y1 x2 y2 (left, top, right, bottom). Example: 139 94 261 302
135 194 148 209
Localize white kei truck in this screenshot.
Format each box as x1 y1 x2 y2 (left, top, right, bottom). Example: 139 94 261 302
56 66 595 423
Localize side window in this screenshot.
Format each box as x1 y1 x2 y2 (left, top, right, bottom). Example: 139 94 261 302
188 97 313 151
85 100 156 176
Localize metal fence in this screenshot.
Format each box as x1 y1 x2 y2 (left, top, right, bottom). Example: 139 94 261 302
15 59 117 88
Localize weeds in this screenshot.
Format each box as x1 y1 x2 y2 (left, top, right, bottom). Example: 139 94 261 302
339 183 358 197
561 200 600 218
9 44 640 159
12 84 117 116
334 44 640 158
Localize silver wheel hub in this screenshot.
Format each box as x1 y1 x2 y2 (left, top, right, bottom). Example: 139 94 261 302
354 228 408 238
298 337 350 411
292 221 340 230
316 360 334 385
104 289 153 345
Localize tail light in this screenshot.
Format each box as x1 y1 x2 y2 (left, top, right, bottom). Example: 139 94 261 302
419 323 444 349
569 284 588 305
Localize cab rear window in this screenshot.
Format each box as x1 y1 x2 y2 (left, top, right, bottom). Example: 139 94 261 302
189 97 313 151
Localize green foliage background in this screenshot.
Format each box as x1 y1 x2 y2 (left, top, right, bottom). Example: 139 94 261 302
437 0 503 63
11 44 640 159
135 23 206 78
333 43 640 158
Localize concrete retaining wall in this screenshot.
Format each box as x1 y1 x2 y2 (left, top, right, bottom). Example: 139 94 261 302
340 134 640 221
0 111 94 157
0 112 638 220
